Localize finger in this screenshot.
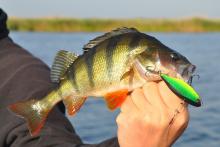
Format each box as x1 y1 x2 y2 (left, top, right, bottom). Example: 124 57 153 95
142 82 166 108
120 95 139 114
116 113 128 127
130 88 151 112
158 81 184 109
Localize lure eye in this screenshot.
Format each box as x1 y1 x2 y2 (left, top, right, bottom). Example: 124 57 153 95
170 52 180 61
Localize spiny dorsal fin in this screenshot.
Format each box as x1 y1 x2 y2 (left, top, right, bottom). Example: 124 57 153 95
83 27 140 53
51 50 78 83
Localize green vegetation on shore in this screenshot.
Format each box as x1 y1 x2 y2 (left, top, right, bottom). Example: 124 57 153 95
8 18 220 32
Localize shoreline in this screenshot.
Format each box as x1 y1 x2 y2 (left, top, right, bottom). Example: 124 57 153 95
8 18 220 32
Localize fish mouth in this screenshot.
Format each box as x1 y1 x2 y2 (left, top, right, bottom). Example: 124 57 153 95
181 64 196 84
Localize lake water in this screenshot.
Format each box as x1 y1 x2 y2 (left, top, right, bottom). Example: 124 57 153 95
10 31 220 147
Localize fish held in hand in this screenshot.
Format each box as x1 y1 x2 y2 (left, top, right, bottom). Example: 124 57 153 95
8 27 198 136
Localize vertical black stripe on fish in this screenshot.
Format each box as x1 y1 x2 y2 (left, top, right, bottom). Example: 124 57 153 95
67 64 79 92
128 34 142 51
105 36 121 78
84 47 96 88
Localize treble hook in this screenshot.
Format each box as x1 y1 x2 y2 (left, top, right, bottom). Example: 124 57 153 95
192 74 200 80
188 74 200 85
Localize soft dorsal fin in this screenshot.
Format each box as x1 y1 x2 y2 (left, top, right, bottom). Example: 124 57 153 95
83 27 140 53
51 50 78 83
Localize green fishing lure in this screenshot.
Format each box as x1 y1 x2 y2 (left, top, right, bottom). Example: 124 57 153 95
160 74 201 107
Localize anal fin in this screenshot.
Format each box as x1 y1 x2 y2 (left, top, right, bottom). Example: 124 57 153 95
63 95 87 116
104 89 129 110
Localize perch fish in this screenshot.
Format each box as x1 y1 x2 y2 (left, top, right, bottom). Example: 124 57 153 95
8 27 200 136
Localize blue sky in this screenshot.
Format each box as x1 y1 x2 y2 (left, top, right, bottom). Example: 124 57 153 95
1 0 219 18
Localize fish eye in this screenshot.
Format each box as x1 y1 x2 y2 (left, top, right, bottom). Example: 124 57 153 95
170 52 180 61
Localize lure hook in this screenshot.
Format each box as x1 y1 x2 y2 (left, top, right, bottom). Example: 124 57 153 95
188 74 200 85
192 74 200 80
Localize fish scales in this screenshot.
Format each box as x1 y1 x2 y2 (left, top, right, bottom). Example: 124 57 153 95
88 34 139 93
109 35 132 81
58 80 74 98
73 56 92 93
75 42 108 94
84 47 98 88
67 63 79 92
92 41 109 90
71 34 140 95
105 36 121 79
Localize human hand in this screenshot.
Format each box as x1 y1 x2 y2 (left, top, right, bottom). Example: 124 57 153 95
116 81 189 147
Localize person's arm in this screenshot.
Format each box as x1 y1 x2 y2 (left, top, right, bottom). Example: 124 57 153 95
117 82 189 147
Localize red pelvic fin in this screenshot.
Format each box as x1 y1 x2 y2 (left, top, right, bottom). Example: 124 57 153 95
104 89 129 110
8 99 50 136
63 95 87 116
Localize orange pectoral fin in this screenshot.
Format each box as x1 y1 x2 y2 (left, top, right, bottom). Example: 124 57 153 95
104 89 129 111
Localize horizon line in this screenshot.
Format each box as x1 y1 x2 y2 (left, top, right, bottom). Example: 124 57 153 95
8 16 220 20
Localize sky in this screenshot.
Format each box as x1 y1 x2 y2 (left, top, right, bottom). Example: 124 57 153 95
0 0 219 18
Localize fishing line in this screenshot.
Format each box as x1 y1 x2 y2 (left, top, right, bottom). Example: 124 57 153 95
166 100 187 144
169 100 187 126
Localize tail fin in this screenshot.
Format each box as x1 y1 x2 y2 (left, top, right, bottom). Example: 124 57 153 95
8 99 50 136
